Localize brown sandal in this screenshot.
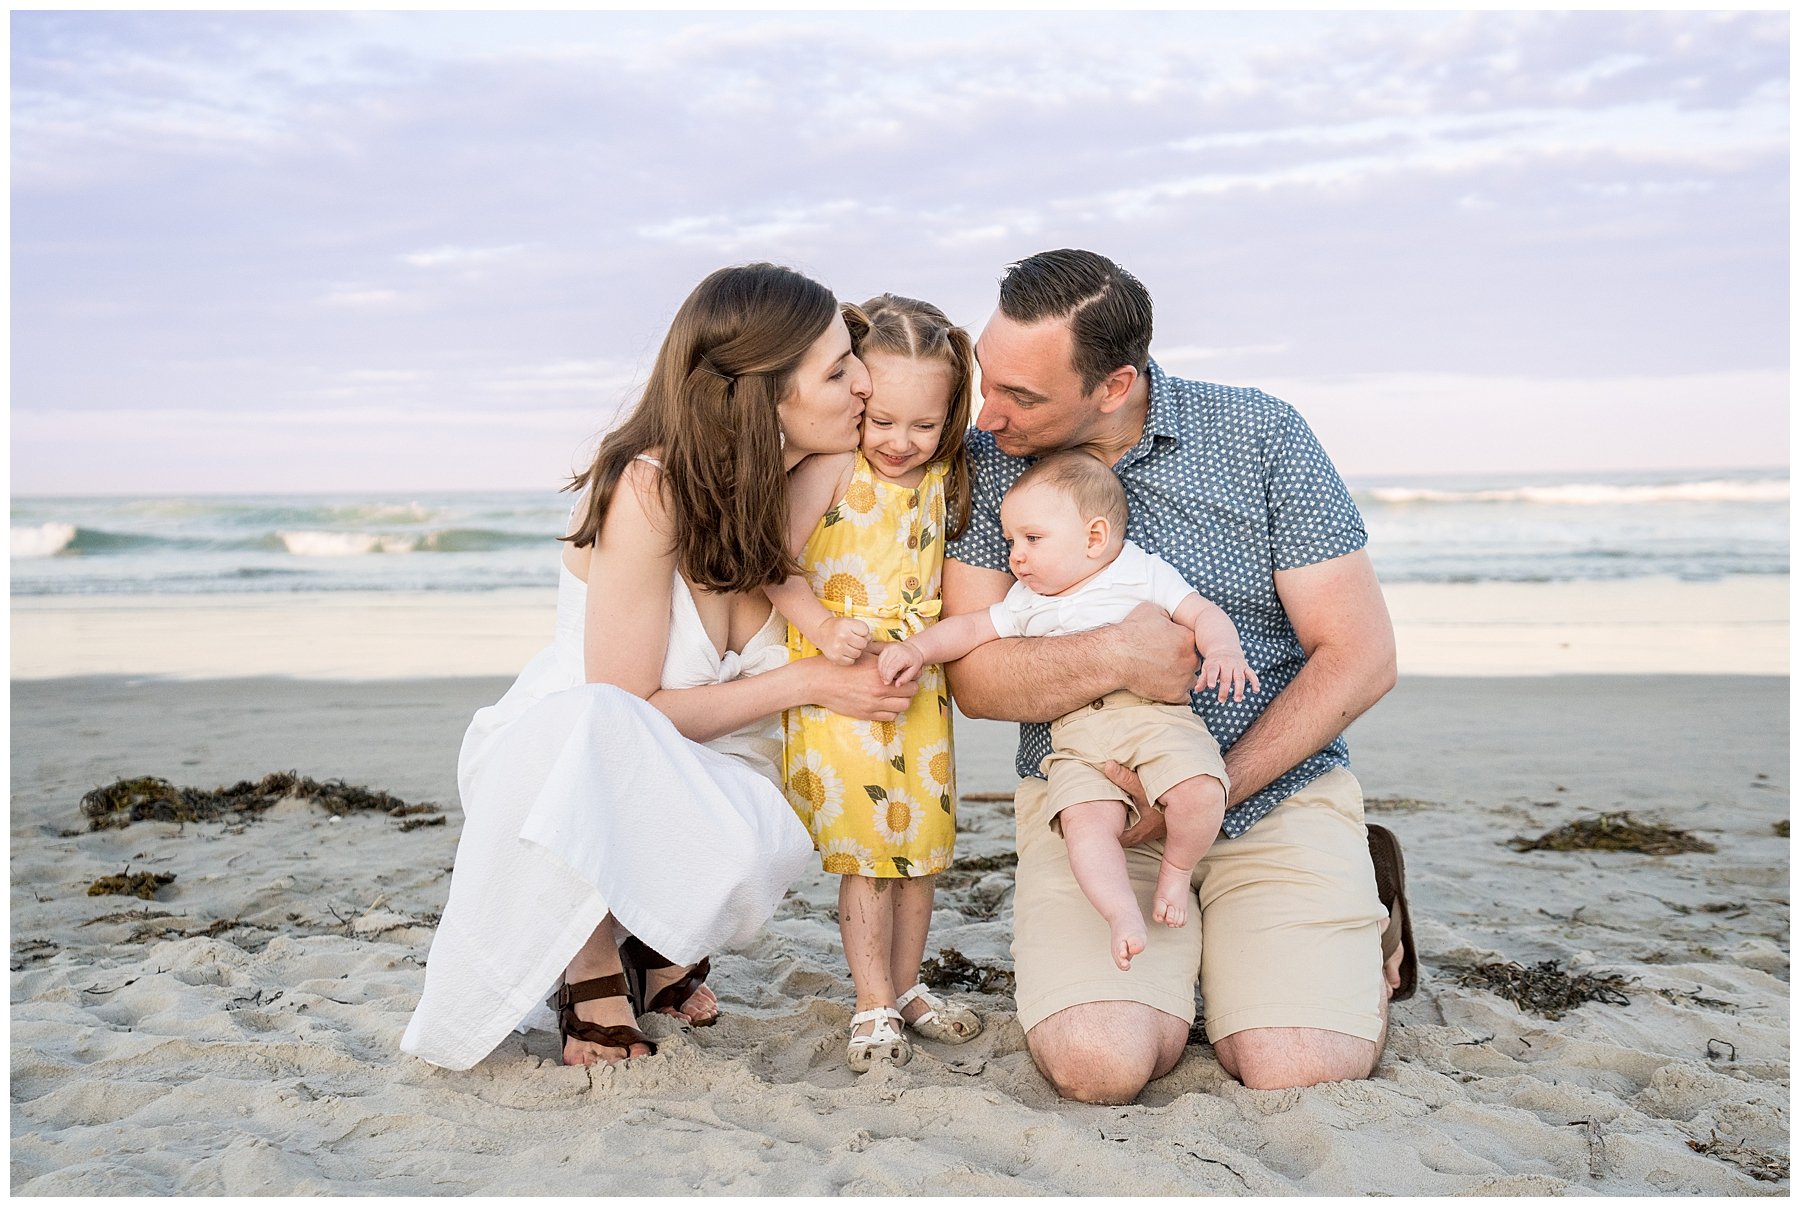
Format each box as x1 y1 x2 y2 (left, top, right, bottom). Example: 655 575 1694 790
1367 823 1417 1001
551 974 658 1059
619 936 718 1027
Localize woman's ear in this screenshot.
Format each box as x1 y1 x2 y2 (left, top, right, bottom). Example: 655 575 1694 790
1086 516 1111 556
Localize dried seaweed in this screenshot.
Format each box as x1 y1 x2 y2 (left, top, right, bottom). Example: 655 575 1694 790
80 772 439 831
127 917 267 944
920 947 1015 995
1774 820 1789 838
87 871 177 900
1365 796 1437 813
959 792 1014 803
1687 1131 1788 1182
1453 959 1632 1020
1508 812 1716 856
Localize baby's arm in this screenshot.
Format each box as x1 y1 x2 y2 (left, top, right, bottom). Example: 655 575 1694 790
766 455 869 665
877 610 1002 686
1171 592 1261 703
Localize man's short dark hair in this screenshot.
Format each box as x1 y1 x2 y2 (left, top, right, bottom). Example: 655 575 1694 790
997 249 1153 393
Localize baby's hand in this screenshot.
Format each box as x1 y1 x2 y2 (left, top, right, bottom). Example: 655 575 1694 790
818 616 871 666
877 640 925 686
1197 649 1261 703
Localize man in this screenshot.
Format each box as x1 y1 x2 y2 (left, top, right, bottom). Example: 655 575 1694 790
943 249 1406 1101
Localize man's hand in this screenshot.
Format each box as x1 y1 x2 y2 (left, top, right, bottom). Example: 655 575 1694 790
817 615 872 666
1104 760 1168 847
877 639 924 686
1111 604 1200 704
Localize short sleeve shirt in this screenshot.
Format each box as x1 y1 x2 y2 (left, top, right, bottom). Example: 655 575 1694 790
948 359 1367 838
989 541 1196 639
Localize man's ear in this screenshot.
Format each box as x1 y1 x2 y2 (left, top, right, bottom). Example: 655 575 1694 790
1086 516 1111 556
1094 365 1139 415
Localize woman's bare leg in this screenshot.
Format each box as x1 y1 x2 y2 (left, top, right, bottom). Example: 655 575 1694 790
562 915 652 1065
1058 799 1146 971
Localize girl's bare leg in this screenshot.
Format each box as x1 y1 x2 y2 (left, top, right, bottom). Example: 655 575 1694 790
1151 774 1226 927
839 874 899 1042
561 915 652 1065
1059 799 1147 971
888 874 936 1022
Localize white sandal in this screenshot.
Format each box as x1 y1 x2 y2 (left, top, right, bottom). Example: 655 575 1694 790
846 1006 912 1072
896 983 983 1044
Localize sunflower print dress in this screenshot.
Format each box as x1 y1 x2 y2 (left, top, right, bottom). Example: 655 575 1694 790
782 451 957 879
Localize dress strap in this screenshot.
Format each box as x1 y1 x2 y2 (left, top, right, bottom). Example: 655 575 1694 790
635 453 663 467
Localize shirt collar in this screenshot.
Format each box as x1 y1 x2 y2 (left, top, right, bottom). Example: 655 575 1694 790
1143 358 1182 443
1114 358 1180 472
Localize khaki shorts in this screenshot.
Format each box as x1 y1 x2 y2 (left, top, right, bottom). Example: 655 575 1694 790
1009 765 1387 1043
1040 691 1229 828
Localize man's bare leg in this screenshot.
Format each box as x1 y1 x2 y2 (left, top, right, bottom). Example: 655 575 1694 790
1026 999 1188 1104
1057 799 1147 970
1150 774 1225 927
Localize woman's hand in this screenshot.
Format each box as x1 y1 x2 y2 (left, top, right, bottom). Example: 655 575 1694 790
804 652 919 721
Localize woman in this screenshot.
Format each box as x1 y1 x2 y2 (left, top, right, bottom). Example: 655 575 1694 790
402 263 918 1069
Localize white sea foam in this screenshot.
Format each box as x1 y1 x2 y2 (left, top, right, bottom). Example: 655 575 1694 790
1367 479 1789 506
278 530 418 556
12 522 77 558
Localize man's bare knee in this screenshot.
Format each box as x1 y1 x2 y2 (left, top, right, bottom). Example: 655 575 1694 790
1212 1026 1378 1090
1026 1002 1185 1104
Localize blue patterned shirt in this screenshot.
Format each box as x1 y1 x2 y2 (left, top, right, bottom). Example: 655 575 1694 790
947 359 1367 837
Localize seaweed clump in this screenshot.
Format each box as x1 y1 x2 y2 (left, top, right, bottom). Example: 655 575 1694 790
1454 959 1631 1020
920 947 1015 996
1774 820 1789 839
1508 812 1716 856
1687 1131 1789 1182
81 773 438 832
87 870 177 900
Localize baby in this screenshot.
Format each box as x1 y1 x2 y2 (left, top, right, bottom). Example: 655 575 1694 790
878 450 1258 970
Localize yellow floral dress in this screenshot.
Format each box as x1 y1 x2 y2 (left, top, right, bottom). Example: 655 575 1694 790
783 451 957 879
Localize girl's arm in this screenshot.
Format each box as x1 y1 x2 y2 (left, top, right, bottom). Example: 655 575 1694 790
877 609 1001 686
1171 592 1261 703
585 459 914 742
766 453 868 663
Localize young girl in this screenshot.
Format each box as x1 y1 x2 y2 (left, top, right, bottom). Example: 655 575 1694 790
767 294 984 1072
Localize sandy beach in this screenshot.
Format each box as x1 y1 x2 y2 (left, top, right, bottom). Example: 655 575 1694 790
10 663 1789 1195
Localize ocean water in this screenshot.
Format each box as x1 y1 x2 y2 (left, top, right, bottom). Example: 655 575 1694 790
10 469 1788 597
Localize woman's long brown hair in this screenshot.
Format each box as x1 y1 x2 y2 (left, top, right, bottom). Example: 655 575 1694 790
856 294 975 539
562 263 840 593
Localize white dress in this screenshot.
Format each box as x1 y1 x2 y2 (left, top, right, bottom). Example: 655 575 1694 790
400 561 814 1071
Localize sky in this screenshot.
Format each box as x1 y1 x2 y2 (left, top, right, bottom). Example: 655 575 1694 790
10 9 1791 495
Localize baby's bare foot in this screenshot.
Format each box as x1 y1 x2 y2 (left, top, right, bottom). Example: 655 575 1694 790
1113 920 1147 971
1152 861 1194 928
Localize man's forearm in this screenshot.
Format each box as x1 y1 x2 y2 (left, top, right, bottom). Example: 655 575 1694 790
944 627 1119 722
1220 642 1396 805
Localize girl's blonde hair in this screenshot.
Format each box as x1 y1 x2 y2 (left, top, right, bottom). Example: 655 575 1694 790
855 293 975 539
563 263 858 592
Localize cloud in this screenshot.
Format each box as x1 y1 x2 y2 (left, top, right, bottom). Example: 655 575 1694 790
320 287 402 309
401 244 527 268
9 10 1788 491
